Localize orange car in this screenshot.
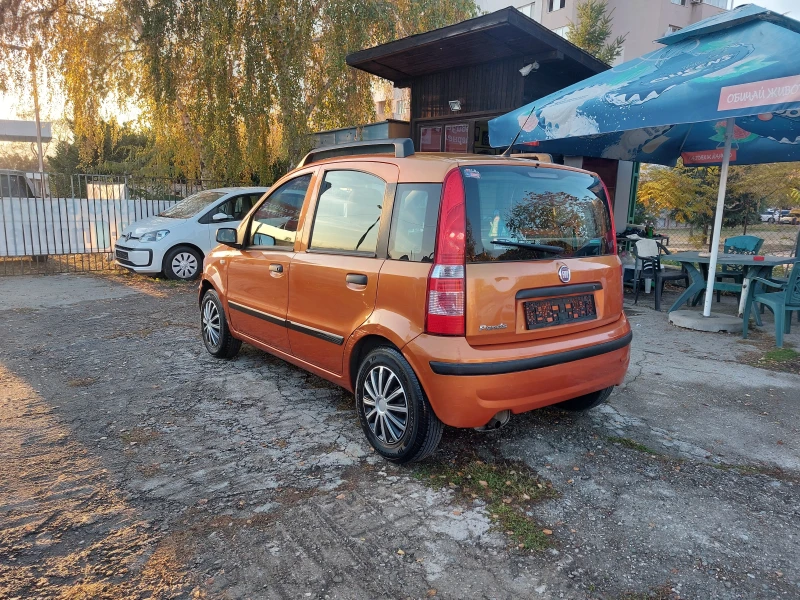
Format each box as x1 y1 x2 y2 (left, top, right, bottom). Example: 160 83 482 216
199 139 631 463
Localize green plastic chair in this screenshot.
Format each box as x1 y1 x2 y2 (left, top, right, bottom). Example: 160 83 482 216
742 261 800 348
765 228 800 323
714 235 764 302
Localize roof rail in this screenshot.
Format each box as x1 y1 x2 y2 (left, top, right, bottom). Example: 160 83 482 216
297 138 415 167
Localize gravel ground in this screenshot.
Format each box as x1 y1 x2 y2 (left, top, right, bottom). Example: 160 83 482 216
0 273 798 600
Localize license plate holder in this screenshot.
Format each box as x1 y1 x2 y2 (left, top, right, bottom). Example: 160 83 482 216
524 294 597 330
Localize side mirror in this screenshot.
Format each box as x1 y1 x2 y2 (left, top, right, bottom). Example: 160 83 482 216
212 212 230 222
216 228 240 248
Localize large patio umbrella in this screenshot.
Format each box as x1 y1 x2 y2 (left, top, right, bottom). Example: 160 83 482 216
488 4 800 317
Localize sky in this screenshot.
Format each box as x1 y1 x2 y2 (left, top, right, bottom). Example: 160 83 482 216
1 0 798 124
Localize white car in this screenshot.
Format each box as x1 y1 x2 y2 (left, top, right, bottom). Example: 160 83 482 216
759 209 779 223
114 187 268 280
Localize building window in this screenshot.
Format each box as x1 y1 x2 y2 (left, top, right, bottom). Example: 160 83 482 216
444 123 469 153
394 100 406 119
518 2 536 18
552 25 570 38
548 0 565 12
420 126 442 152
665 24 682 35
671 0 686 5
703 0 728 7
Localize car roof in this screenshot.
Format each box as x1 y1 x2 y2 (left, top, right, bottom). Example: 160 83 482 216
210 186 269 194
302 152 593 183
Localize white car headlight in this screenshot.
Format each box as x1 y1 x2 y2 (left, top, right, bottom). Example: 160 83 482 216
139 229 170 243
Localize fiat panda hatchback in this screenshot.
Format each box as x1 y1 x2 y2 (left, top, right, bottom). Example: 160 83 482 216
199 139 631 463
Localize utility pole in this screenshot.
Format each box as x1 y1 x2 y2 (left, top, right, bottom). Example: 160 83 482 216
30 52 45 176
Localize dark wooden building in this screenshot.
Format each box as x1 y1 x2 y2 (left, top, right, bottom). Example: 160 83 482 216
346 8 608 156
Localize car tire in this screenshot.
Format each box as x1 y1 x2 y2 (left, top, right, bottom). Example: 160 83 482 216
201 289 241 359
355 346 443 464
164 245 202 281
556 386 614 411
768 217 775 224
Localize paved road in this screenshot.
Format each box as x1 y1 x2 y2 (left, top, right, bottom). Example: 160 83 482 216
0 274 798 599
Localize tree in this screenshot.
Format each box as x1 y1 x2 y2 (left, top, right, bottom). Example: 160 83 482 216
1 0 478 183
638 161 800 246
567 0 626 65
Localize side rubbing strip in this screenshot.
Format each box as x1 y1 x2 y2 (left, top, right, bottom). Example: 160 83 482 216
286 321 344 346
228 301 286 327
227 301 344 346
429 331 632 376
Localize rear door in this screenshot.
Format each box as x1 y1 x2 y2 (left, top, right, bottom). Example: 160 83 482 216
459 164 622 347
287 163 398 374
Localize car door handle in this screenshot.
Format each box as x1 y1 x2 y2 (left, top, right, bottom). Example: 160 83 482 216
346 273 368 286
269 264 283 273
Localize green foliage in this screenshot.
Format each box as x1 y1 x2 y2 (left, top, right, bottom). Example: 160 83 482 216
637 161 800 245
1 0 478 183
567 0 626 65
413 456 558 551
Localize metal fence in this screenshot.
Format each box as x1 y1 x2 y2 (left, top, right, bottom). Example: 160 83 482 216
652 218 800 257
0 171 247 276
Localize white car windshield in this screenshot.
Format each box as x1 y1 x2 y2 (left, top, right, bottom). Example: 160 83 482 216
159 190 227 219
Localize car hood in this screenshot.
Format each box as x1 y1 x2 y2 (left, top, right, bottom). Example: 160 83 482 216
121 215 187 237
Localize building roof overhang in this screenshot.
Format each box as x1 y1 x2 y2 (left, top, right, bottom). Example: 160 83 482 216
346 8 609 85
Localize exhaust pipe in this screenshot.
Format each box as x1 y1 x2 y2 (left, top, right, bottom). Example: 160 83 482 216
474 410 511 432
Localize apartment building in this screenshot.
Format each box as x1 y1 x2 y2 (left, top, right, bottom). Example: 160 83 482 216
477 0 729 63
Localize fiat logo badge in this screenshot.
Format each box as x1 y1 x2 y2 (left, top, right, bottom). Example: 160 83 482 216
558 265 571 283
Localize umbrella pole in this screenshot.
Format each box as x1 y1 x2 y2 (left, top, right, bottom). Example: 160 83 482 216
702 117 735 318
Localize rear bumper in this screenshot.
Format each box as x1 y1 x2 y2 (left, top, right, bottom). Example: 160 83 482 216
404 315 632 428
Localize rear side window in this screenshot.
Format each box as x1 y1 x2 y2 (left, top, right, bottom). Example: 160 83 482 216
388 184 441 262
461 166 614 263
249 175 311 248
310 170 386 254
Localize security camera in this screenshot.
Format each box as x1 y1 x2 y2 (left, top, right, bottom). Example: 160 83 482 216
519 62 539 76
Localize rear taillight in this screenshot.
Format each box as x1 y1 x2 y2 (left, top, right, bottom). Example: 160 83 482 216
426 169 466 336
598 178 618 255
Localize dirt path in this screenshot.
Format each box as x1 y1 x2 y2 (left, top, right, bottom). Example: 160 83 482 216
0 273 798 599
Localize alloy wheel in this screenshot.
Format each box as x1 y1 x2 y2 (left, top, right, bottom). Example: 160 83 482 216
172 252 198 279
202 299 221 348
362 365 409 444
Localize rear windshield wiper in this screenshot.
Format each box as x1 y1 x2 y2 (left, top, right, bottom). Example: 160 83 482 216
490 240 563 254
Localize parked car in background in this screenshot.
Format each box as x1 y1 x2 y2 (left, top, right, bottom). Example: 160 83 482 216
759 208 779 223
779 209 800 225
114 187 268 280
198 139 632 463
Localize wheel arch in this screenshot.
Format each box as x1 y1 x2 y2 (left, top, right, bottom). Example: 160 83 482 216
162 243 205 271
347 334 401 392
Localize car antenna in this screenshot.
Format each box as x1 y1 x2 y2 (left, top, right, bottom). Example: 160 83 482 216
500 106 536 158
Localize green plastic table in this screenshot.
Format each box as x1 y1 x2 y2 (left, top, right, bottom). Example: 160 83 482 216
665 251 800 315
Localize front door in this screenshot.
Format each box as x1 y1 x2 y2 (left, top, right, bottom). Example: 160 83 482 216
225 174 314 352
287 164 398 374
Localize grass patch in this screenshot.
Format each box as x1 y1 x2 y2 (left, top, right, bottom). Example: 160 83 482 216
763 347 799 362
616 583 677 600
413 456 557 550
606 436 659 455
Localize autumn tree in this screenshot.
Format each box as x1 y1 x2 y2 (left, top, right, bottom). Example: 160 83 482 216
567 0 626 65
1 0 478 183
638 161 800 245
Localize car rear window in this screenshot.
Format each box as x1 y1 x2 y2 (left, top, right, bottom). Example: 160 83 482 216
461 165 614 263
